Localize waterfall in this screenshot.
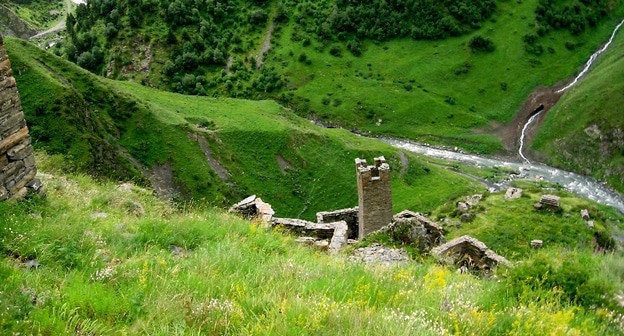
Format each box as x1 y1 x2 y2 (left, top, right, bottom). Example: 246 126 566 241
519 18 624 162
556 18 624 94
518 110 543 164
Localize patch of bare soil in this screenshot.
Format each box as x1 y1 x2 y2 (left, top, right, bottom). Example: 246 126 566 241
491 80 570 156
255 21 274 69
275 154 292 173
189 133 231 181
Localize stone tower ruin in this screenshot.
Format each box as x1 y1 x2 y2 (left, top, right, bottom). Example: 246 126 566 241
355 156 392 239
0 35 39 201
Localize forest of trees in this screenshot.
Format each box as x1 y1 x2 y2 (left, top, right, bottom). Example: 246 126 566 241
535 0 609 35
287 0 497 43
62 0 614 97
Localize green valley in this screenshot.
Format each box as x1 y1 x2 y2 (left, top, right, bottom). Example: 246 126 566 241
6 37 480 219
1 0 624 334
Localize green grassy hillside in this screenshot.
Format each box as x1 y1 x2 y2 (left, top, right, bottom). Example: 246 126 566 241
1 154 623 334
0 0 65 35
6 38 480 219
533 24 624 192
59 0 624 154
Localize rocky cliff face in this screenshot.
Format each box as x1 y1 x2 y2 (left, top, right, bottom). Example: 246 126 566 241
0 35 38 200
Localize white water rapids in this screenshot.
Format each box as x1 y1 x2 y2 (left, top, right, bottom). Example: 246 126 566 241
382 137 624 214
517 18 624 163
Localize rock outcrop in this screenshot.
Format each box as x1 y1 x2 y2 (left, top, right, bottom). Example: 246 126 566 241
379 210 445 253
505 187 523 200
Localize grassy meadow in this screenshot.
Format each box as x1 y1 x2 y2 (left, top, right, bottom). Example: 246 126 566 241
1 153 623 335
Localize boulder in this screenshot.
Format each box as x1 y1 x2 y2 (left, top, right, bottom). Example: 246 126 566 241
457 202 470 213
534 195 561 211
380 211 445 252
431 235 511 272
530 240 543 248
505 187 523 200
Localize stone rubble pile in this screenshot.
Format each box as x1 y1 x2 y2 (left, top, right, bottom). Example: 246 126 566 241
431 235 512 272
534 194 561 211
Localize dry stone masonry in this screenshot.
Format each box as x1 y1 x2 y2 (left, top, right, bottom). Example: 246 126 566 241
431 235 512 272
534 194 561 211
356 156 393 239
229 158 513 273
316 207 359 239
0 35 40 201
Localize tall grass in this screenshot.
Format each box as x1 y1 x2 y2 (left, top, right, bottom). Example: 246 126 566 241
1 153 623 334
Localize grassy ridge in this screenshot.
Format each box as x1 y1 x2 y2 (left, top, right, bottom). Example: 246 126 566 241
532 22 624 192
6 38 480 219
1 155 623 334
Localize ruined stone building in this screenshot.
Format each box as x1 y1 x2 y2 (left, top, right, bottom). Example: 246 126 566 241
356 156 393 239
0 35 39 200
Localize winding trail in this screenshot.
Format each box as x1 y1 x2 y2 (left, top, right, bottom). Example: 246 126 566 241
28 0 81 40
255 21 274 69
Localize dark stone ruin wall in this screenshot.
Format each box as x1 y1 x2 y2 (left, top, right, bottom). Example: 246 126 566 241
0 35 38 201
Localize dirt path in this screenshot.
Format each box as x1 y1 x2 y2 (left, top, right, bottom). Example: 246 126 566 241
255 21 274 69
29 0 74 40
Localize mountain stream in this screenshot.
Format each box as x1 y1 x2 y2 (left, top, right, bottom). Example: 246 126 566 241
379 19 624 214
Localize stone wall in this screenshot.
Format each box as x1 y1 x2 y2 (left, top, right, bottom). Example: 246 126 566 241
316 207 359 239
0 35 39 200
356 156 393 239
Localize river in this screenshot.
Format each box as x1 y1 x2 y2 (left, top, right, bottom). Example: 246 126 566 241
382 137 624 214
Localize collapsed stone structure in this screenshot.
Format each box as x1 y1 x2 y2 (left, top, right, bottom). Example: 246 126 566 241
272 218 348 250
0 35 40 201
356 156 392 239
230 156 511 272
228 195 275 223
316 207 359 239
431 235 512 271
378 210 445 252
534 194 561 211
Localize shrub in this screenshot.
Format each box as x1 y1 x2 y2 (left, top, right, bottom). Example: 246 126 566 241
504 249 616 308
329 45 342 57
468 35 495 53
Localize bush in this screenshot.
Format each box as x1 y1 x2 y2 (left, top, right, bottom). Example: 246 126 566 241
468 35 495 53
504 249 616 308
329 45 342 57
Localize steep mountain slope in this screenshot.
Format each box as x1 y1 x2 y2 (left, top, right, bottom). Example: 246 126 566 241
59 0 624 154
532 26 624 192
0 0 65 37
6 38 480 219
